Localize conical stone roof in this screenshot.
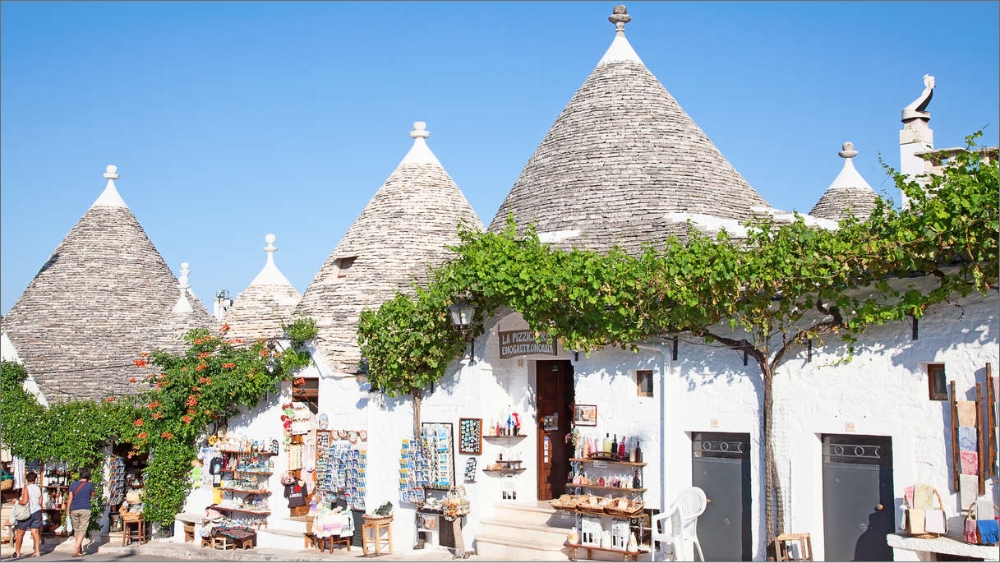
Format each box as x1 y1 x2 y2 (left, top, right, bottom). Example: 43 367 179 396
2 165 215 401
809 142 880 222
488 5 768 253
224 234 302 342
296 123 484 373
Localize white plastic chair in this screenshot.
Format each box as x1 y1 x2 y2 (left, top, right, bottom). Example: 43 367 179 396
652 486 707 561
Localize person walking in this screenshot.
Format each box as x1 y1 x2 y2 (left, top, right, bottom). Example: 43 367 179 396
66 468 95 557
12 470 42 559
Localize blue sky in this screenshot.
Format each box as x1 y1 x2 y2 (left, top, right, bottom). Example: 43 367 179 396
2 1 998 315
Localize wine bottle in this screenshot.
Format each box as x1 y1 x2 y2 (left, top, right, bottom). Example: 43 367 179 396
611 434 618 458
632 468 641 489
618 435 627 460
603 433 611 456
582 436 590 458
635 439 642 463
628 438 636 462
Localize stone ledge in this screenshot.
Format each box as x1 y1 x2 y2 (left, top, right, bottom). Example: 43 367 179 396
887 533 999 561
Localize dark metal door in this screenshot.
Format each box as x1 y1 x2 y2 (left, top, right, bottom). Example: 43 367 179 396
692 432 752 561
821 435 894 561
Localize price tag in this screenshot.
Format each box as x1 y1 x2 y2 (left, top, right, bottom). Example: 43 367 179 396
593 461 608 469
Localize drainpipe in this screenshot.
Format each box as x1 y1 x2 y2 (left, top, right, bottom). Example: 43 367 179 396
636 342 668 512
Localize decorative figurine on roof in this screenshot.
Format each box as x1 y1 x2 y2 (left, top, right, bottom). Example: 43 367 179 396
902 74 935 121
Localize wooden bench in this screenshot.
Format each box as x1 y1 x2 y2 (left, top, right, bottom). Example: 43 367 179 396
564 541 648 562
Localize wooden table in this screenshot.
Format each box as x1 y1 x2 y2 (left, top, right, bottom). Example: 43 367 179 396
564 541 648 561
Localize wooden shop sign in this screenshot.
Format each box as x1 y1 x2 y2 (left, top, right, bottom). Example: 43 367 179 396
499 330 557 359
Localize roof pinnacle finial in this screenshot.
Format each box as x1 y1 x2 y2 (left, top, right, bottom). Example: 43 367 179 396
838 142 858 159
264 234 277 267
173 262 193 314
178 262 190 289
103 165 119 180
410 121 430 139
609 5 631 35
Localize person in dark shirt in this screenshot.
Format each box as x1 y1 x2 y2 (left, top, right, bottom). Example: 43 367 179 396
67 467 95 557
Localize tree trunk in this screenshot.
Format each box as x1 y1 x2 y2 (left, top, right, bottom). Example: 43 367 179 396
762 367 784 557
412 389 423 441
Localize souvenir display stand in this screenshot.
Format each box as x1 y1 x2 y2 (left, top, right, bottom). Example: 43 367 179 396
554 455 649 559
211 440 274 529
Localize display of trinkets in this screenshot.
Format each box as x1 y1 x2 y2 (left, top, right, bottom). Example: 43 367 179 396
464 458 477 483
398 439 431 504
319 440 367 511
420 422 454 489
106 456 126 506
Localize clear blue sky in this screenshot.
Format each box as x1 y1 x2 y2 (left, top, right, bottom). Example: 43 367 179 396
2 1 998 315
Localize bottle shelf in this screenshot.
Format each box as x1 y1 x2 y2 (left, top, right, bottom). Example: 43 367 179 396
483 434 527 442
211 505 270 515
222 470 273 476
218 449 274 456
219 487 271 495
483 468 526 474
570 484 647 494
570 458 646 467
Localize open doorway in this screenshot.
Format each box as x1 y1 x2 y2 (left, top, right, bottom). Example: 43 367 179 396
536 360 574 500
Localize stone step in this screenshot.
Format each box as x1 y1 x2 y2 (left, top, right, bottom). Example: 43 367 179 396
475 502 578 561
480 516 572 545
256 523 307 551
490 502 576 528
475 532 573 561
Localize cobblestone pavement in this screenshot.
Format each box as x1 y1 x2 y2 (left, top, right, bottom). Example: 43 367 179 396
4 533 477 562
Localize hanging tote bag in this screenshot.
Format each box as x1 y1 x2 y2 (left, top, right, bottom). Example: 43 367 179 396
11 500 31 521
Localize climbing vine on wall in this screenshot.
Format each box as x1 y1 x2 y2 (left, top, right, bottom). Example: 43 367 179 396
0 316 317 529
358 131 998 548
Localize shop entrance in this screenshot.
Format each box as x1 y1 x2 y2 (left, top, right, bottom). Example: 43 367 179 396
535 360 574 501
692 432 752 561
821 434 893 561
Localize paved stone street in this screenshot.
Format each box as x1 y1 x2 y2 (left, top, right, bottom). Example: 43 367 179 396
4 534 479 562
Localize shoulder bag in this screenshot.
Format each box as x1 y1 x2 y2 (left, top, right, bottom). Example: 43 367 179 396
12 497 31 521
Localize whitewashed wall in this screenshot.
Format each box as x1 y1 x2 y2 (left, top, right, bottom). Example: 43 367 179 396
177 289 997 560
775 290 998 561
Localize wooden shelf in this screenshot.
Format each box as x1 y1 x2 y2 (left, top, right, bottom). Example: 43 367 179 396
570 484 646 494
570 458 646 467
210 505 270 516
219 487 271 495
483 468 526 474
218 449 274 456
222 470 272 476
483 434 526 441
564 541 648 562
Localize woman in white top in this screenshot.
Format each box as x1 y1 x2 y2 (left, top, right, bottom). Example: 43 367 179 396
13 470 43 558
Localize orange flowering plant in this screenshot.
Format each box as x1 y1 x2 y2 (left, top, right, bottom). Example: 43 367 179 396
120 316 316 527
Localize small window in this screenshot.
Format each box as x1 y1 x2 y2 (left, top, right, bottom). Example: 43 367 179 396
927 363 947 401
293 377 319 414
636 370 654 398
337 257 357 278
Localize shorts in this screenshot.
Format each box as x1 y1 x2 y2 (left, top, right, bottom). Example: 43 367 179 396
16 510 42 530
70 509 91 536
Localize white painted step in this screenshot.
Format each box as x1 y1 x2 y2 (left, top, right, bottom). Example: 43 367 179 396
475 532 573 561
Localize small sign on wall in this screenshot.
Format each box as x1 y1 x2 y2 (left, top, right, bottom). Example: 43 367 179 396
845 421 856 432
499 329 557 359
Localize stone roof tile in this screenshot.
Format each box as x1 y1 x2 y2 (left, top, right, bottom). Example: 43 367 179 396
295 123 483 372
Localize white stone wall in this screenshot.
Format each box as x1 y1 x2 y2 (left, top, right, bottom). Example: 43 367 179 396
178 290 997 560
774 290 998 561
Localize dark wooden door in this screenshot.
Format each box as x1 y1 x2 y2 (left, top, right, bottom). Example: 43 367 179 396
692 432 752 561
536 360 574 500
821 434 894 561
